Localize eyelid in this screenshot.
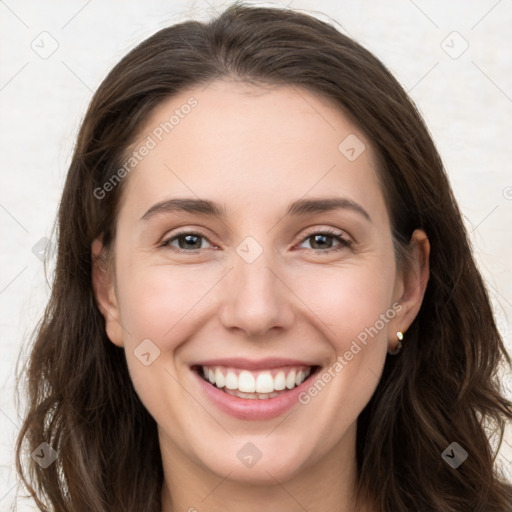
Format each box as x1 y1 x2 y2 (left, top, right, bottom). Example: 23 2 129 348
302 226 352 241
297 226 352 243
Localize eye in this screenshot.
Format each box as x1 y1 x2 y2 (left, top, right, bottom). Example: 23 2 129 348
297 229 352 252
160 229 352 254
160 231 214 252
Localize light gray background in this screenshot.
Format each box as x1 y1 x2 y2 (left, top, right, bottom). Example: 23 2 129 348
1 0 511 509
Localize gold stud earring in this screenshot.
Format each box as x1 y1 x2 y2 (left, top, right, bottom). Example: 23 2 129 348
388 331 404 355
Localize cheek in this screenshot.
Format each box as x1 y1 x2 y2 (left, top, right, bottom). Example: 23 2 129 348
290 259 396 351
113 262 218 424
277 260 396 457
116 260 221 346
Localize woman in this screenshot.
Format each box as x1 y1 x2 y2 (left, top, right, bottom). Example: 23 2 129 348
15 3 512 511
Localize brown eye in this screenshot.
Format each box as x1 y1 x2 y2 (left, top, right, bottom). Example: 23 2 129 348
161 232 212 251
298 230 352 252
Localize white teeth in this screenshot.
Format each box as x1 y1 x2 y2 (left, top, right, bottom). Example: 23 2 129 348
274 371 286 391
200 365 313 396
225 371 238 390
238 371 256 393
255 372 274 393
215 367 225 388
286 370 297 389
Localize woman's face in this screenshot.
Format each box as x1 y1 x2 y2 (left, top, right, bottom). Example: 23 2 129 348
93 80 427 485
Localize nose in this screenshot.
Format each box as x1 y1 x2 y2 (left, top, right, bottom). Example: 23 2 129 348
217 250 296 339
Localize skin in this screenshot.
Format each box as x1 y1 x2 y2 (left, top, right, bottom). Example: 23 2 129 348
92 80 430 512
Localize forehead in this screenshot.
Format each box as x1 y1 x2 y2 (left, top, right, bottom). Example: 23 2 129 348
118 80 387 225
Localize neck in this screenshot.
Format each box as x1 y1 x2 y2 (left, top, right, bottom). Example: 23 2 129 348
160 422 373 512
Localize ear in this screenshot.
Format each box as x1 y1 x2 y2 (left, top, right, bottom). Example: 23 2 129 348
91 238 124 347
389 229 430 351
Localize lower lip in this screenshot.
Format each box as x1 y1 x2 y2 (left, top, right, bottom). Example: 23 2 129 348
192 367 318 421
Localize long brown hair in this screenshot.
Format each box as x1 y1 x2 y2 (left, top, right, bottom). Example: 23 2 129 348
15 3 512 511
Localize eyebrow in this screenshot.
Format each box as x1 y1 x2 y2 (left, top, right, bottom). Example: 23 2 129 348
139 196 371 222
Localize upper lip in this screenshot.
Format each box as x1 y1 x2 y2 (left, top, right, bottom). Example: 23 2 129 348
191 357 318 371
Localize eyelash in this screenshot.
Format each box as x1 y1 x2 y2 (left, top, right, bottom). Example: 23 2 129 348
159 228 353 254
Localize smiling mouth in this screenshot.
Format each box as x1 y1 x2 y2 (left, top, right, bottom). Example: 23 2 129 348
192 364 320 400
